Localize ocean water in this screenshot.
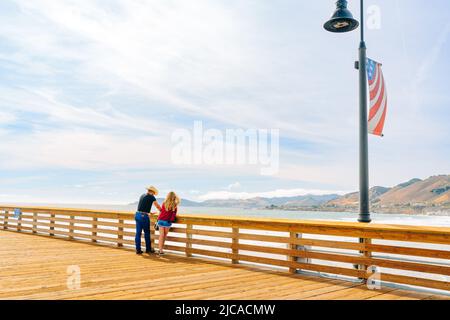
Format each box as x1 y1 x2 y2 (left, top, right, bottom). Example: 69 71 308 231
28 203 450 227
180 206 450 227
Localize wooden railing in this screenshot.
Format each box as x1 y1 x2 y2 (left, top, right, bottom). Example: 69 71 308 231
1 206 449 292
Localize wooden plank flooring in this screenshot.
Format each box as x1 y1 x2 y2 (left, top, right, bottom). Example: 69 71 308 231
0 231 448 300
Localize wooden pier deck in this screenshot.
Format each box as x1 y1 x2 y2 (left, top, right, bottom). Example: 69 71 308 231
1 231 448 300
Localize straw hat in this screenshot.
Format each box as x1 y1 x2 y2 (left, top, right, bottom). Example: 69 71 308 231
146 186 159 196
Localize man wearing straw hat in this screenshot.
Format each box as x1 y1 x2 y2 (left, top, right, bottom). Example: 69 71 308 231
135 186 161 254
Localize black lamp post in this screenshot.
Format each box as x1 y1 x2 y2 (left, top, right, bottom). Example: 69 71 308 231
324 0 371 223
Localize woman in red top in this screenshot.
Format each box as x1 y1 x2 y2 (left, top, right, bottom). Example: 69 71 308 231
157 191 180 255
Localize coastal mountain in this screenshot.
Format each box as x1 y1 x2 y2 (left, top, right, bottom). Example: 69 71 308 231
275 194 340 208
326 175 450 208
378 175 450 205
323 175 450 213
129 175 449 214
200 194 340 209
325 186 390 207
193 176 449 212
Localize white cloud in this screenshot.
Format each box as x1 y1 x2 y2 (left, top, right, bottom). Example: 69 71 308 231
1 0 355 145
227 182 241 190
0 87 175 171
0 128 171 170
0 87 169 135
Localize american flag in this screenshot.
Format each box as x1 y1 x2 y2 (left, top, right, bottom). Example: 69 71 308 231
367 58 387 137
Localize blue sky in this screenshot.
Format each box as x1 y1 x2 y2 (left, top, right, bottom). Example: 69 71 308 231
0 0 449 204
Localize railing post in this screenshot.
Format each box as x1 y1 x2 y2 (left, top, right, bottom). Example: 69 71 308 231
359 237 372 283
92 217 98 242
32 212 37 234
232 227 239 264
3 210 8 230
118 219 124 247
17 211 22 232
288 232 297 273
186 224 193 257
290 233 311 274
49 213 55 236
69 216 74 240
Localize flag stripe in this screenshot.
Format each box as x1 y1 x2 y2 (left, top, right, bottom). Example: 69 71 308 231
368 87 387 133
369 72 386 121
367 58 387 137
373 98 387 136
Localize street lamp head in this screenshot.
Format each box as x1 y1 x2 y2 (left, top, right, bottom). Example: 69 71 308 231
324 0 359 33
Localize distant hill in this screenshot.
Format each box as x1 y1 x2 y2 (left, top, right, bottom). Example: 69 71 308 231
280 195 340 208
379 175 450 205
324 175 450 214
198 175 450 214
200 194 340 209
128 175 450 214
326 186 391 207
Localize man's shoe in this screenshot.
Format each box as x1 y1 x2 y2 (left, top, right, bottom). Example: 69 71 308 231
146 249 155 254
136 250 143 255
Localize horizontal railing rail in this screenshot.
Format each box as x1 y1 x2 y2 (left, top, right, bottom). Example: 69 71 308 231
1 206 449 292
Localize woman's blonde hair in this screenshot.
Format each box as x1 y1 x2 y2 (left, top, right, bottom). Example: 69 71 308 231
164 191 180 211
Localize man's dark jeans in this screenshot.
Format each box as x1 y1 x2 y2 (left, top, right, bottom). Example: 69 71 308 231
135 212 151 252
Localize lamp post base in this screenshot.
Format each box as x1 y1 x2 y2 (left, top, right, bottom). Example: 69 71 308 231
358 213 372 223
